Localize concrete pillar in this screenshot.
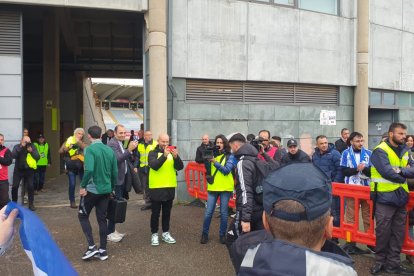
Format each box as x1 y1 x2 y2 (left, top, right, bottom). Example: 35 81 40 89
146 0 167 138
43 11 60 179
354 0 369 144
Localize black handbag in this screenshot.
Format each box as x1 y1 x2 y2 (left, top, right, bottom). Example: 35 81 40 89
107 197 127 223
126 161 143 194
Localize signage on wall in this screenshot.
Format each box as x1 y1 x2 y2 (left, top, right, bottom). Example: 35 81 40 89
320 110 336 125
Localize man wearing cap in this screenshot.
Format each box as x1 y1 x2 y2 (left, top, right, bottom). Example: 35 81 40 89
281 139 310 165
33 134 51 193
369 123 414 275
238 163 357 275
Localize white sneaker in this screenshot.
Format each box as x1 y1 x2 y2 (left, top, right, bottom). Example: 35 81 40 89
162 232 176 244
114 230 125 238
151 233 159 246
107 233 122 243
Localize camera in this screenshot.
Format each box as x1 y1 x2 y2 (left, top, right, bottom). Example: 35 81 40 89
250 137 264 151
26 142 32 148
167 145 176 151
202 145 220 160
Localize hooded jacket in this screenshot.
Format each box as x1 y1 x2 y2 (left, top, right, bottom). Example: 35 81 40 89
281 149 311 165
312 143 342 183
233 143 262 222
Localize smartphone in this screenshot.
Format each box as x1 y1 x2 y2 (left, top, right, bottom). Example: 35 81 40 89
167 145 176 151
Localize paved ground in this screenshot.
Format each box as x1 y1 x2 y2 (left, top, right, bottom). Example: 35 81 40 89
0 174 409 275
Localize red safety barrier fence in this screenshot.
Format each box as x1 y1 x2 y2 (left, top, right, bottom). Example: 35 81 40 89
185 162 414 255
185 162 236 209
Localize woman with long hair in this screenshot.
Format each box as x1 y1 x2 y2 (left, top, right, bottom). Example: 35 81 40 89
200 134 237 245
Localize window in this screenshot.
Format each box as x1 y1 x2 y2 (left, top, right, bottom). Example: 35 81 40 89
298 0 338 15
370 90 396 107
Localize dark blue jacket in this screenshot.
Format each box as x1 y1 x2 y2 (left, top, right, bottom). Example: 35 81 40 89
239 238 357 276
312 143 342 183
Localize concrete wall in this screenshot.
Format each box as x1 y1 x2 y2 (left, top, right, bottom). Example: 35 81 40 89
370 0 414 92
0 0 148 11
172 78 354 201
172 0 356 86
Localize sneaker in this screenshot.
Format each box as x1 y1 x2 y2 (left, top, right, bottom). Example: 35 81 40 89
114 230 125 238
94 249 108 261
366 245 376 254
151 233 159 246
28 203 36 211
200 234 208 244
82 245 99 260
107 233 122 243
162 232 176 244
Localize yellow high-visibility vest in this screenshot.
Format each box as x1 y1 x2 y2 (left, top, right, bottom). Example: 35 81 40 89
208 154 234 192
26 153 37 170
138 140 158 168
65 136 81 157
149 152 177 189
370 142 409 193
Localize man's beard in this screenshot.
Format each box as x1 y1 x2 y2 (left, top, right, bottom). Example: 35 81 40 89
392 136 404 146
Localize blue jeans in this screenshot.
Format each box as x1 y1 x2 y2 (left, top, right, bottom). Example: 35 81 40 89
68 170 83 202
331 195 340 227
107 185 124 234
202 191 232 237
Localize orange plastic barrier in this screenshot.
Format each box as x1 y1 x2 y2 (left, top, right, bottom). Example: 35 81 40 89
332 182 414 256
185 162 414 255
184 162 236 209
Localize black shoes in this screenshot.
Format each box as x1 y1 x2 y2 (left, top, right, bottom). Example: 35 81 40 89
370 263 383 275
94 249 108 261
342 243 369 255
70 201 77 209
384 265 414 275
141 205 151 211
219 236 226 245
28 203 36 211
366 245 376 254
200 234 208 244
82 245 99 260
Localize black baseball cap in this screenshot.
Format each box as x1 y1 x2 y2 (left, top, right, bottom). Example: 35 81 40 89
287 139 298 147
38 134 44 139
263 163 332 221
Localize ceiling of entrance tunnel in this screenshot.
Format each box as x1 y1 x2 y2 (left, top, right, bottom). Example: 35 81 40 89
92 78 143 101
22 5 144 79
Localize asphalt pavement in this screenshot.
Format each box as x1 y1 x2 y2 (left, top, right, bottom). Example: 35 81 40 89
0 174 409 276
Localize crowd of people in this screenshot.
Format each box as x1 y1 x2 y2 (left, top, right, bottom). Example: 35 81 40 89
2 122 414 275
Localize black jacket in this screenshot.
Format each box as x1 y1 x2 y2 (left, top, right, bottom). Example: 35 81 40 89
195 142 214 163
12 144 40 171
234 143 262 222
148 145 184 201
281 149 311 165
335 138 348 154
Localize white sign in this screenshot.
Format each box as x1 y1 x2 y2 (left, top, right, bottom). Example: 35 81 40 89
320 110 336 125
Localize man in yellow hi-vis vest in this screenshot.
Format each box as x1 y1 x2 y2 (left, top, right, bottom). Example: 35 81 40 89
370 123 414 275
148 134 183 246
137 130 157 211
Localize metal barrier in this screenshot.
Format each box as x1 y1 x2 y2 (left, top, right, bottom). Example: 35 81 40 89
184 162 414 255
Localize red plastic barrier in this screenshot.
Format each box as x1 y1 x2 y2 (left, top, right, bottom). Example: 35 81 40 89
332 182 414 255
184 162 236 208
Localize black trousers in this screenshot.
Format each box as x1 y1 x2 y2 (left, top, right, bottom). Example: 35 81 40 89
151 199 173 234
139 171 151 205
78 192 110 250
34 166 47 191
375 202 406 268
0 180 9 209
12 169 34 204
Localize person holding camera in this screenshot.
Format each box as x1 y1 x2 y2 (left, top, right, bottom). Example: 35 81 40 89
148 134 183 246
60 128 87 208
200 134 237 245
11 135 39 211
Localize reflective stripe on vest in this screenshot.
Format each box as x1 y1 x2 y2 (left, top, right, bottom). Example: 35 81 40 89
149 152 177 189
370 142 409 193
138 141 158 167
34 142 49 166
0 148 8 180
208 154 234 192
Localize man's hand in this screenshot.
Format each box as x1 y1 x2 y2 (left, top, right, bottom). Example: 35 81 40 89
208 158 215 163
357 163 365 172
164 147 171 157
0 206 18 246
241 221 251 233
79 188 87 197
171 148 179 159
128 141 138 152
